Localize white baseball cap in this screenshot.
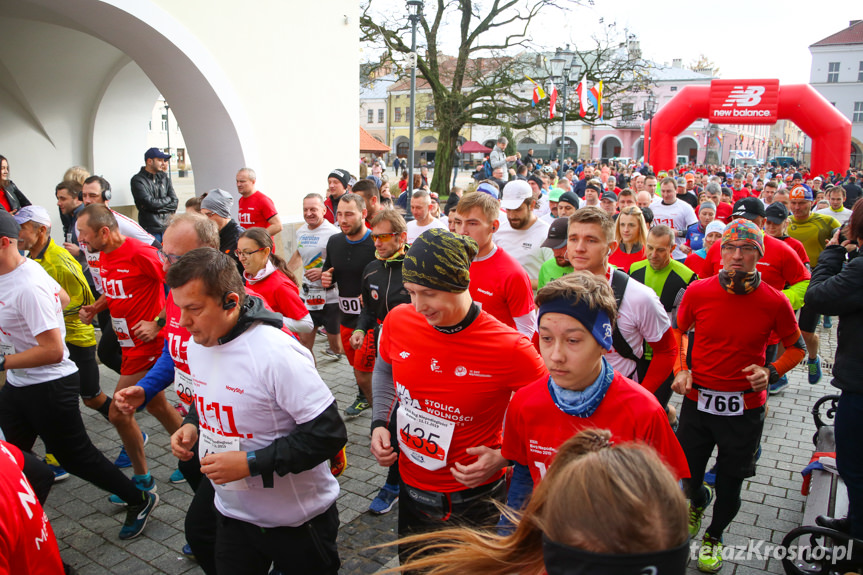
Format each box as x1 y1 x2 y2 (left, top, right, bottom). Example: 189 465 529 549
500 180 533 210
13 205 52 227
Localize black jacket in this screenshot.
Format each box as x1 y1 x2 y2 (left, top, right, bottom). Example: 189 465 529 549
1 181 30 212
182 296 347 487
804 245 863 393
130 167 178 235
356 250 411 334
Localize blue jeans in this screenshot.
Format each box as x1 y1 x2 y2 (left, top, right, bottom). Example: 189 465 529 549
835 391 863 538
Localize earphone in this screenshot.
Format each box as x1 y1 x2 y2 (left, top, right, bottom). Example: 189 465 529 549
222 292 238 310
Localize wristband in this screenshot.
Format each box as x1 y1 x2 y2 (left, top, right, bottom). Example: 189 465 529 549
246 451 260 477
353 329 365 336
371 419 388 432
767 364 780 385
155 316 166 328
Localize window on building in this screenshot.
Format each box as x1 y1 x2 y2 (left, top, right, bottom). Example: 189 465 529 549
426 105 435 121
378 109 384 123
858 61 863 82
406 107 411 119
367 109 374 123
670 86 678 92
828 62 840 83
621 103 634 118
395 107 402 122
161 114 168 132
854 102 863 123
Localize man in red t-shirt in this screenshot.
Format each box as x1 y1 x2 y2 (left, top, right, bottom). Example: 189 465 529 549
77 205 181 495
501 271 688 516
370 229 547 562
0 441 64 574
236 168 282 236
671 219 806 572
453 192 535 337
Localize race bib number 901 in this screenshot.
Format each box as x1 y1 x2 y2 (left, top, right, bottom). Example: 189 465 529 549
698 389 744 416
339 296 361 315
397 403 455 472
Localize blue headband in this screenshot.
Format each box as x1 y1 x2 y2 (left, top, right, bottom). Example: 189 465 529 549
538 297 614 351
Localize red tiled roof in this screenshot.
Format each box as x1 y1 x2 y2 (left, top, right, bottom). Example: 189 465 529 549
360 127 390 153
811 20 863 47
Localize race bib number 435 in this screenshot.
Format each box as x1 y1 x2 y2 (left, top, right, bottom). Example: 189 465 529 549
698 389 744 416
397 403 455 471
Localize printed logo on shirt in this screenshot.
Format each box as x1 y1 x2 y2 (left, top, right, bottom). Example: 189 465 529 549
455 366 467 377
430 358 442 373
521 242 534 250
477 288 493 296
371 289 379 300
225 386 245 395
399 351 410 359
396 382 421 409
116 269 130 274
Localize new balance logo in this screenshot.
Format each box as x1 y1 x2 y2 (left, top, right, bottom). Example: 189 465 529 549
722 86 765 107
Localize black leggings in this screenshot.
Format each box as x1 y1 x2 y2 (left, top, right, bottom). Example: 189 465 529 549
97 310 122 375
0 374 141 505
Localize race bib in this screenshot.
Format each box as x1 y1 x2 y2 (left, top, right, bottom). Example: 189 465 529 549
698 389 744 416
111 317 135 348
304 286 326 311
338 296 362 315
199 428 248 491
174 368 194 406
397 403 455 472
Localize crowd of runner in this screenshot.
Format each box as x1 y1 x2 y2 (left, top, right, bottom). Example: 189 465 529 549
0 143 862 574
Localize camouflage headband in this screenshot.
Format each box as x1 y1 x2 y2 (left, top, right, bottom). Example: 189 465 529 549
403 228 478 293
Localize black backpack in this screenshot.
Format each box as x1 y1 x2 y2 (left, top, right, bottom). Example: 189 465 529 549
609 270 651 382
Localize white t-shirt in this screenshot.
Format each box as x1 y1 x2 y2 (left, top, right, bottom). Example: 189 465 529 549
187 323 339 528
295 220 340 305
606 271 670 381
649 199 698 259
406 217 447 244
494 217 553 282
0 259 77 386
534 193 550 218
79 208 156 294
816 206 852 225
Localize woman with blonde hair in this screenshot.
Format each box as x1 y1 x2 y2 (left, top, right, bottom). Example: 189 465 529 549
609 205 648 273
388 428 690 575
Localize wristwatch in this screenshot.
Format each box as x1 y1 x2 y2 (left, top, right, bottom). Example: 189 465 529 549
0 354 5 371
155 316 166 328
246 451 261 477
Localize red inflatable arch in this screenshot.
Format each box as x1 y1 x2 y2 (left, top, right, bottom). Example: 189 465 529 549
644 80 852 176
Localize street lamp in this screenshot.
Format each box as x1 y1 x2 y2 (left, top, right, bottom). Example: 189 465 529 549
644 92 657 172
161 98 172 181
549 46 582 177
407 0 423 200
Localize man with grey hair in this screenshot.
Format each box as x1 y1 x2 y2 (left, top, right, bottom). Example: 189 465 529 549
704 181 732 223
406 190 446 243
489 136 515 173
200 189 245 275
236 167 282 236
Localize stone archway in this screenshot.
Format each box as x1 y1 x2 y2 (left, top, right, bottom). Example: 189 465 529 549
600 136 622 159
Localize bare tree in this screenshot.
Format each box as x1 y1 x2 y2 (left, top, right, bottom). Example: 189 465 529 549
361 0 650 195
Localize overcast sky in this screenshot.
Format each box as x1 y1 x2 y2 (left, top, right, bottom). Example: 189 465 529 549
364 0 860 84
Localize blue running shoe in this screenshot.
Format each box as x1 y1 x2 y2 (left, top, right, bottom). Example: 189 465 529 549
769 375 789 395
109 473 156 506
823 316 833 329
368 483 400 515
119 491 159 540
182 543 196 561
44 454 69 482
704 465 717 487
808 355 823 385
114 431 148 468
169 468 186 484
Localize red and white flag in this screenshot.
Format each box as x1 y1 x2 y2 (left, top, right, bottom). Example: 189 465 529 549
548 80 558 118
576 74 588 118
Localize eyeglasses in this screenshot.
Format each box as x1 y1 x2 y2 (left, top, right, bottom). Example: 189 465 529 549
234 247 266 258
371 233 396 242
720 244 759 255
157 249 181 265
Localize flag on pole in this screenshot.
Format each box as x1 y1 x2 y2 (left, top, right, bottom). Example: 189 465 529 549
589 80 603 119
548 80 558 118
525 75 546 107
576 74 588 117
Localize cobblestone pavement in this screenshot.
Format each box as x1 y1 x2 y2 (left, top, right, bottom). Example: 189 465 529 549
32 323 839 574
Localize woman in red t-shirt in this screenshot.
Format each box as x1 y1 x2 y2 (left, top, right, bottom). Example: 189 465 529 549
237 228 312 335
609 206 648 273
397 170 409 192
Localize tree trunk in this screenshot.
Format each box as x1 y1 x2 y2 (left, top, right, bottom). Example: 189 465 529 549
429 124 462 197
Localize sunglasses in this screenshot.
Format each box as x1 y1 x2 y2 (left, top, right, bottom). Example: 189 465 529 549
372 233 396 242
